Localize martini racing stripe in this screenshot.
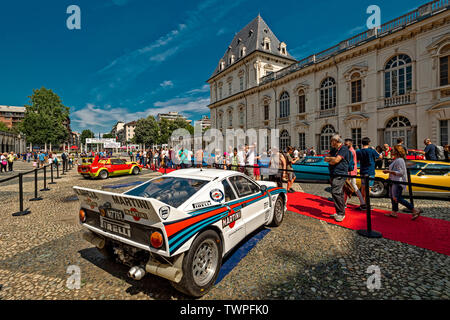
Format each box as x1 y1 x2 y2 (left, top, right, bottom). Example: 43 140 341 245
168 211 230 254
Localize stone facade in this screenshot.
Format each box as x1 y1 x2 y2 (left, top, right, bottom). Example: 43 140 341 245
207 1 450 153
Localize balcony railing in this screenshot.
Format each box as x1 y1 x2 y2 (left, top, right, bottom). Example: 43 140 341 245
317 108 337 118
260 0 449 85
382 93 415 108
277 117 290 125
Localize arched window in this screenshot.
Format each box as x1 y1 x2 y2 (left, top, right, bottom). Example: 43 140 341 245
320 125 335 154
384 54 412 98
279 130 291 152
384 116 412 148
320 77 336 110
239 107 245 126
228 110 233 127
218 112 223 130
439 44 450 87
298 89 306 114
279 92 290 118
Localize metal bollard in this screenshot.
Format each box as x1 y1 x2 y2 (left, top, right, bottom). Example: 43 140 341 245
56 162 61 179
40 166 50 191
30 168 43 201
49 163 56 185
62 161 66 175
357 175 382 238
407 168 414 209
12 173 31 216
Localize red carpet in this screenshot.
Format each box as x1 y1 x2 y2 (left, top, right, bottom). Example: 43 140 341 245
287 192 450 256
156 168 176 174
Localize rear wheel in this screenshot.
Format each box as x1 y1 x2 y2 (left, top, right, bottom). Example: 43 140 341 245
132 166 140 175
370 181 387 197
98 170 109 179
269 196 285 227
171 230 222 297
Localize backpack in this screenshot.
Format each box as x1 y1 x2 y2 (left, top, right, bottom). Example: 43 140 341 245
348 151 355 173
435 145 445 160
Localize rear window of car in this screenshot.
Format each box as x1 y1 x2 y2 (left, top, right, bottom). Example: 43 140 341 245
301 158 322 164
124 177 209 208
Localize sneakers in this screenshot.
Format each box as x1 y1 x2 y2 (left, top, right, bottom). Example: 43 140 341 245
356 205 367 211
334 215 345 222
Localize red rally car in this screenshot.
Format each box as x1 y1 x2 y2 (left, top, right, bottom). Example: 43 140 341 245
78 156 143 179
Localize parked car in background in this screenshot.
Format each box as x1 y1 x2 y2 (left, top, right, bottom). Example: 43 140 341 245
78 155 142 179
292 156 329 182
357 160 450 198
406 149 425 160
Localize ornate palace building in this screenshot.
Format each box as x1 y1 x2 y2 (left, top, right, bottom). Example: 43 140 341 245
207 1 450 153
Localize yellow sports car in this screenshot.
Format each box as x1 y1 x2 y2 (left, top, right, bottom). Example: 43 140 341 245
78 156 143 179
357 160 450 198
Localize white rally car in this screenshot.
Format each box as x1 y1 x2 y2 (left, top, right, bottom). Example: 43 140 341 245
74 168 287 297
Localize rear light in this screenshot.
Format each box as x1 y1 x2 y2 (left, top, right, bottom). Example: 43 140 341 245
79 209 86 223
150 231 163 249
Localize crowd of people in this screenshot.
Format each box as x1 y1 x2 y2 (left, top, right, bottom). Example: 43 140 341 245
0 150 75 173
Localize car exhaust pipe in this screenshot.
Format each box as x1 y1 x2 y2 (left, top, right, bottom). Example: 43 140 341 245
145 259 183 283
82 231 105 249
128 266 146 280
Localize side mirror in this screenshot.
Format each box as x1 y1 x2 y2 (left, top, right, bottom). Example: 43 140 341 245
260 185 268 193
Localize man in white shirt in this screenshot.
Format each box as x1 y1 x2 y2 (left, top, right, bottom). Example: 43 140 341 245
245 144 255 179
293 148 299 159
237 146 246 173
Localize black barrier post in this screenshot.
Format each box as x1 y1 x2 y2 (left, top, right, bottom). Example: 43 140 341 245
407 168 414 209
357 175 382 238
49 163 56 185
40 166 50 191
12 173 31 216
29 168 43 201
62 161 66 175
56 162 61 179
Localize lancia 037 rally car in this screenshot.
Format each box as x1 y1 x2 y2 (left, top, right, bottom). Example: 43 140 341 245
77 155 143 179
74 168 287 297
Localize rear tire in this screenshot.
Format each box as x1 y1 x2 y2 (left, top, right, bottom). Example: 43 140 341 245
99 170 109 179
370 181 387 197
170 230 222 297
132 166 140 175
269 196 285 227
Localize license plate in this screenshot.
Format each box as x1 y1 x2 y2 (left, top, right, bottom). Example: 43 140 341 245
100 216 131 238
105 208 124 221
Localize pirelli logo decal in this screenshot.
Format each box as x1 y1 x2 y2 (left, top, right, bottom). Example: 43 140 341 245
192 200 212 209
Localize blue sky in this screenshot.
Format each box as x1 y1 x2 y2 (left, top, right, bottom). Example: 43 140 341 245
0 0 427 134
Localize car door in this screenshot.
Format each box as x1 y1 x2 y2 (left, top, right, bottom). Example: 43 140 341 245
219 178 247 253
228 175 269 236
110 158 128 176
413 163 450 195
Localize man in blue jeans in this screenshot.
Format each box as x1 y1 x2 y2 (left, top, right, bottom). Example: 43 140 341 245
356 137 382 210
324 134 351 222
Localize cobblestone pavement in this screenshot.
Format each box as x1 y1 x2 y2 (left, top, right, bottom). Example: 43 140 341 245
0 161 449 300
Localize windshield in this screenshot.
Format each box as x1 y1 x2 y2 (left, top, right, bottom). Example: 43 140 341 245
124 177 209 208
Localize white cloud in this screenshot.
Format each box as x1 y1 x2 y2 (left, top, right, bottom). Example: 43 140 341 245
187 84 210 94
160 80 174 88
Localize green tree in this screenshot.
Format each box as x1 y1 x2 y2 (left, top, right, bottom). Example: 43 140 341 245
80 129 95 144
158 118 194 145
19 87 70 145
102 133 114 139
133 116 160 146
0 122 10 132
